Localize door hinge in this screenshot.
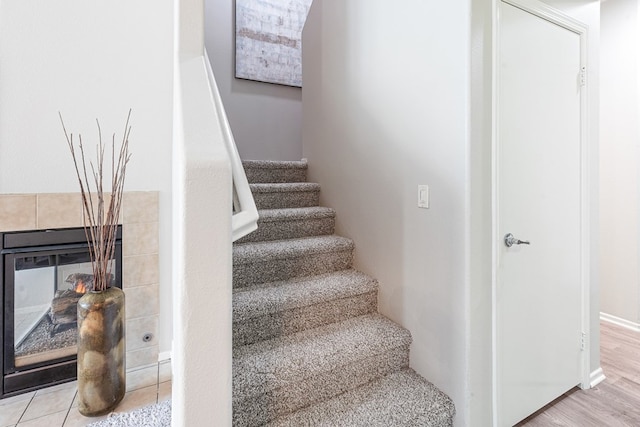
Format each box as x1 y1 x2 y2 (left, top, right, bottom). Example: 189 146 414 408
580 331 587 351
580 67 587 87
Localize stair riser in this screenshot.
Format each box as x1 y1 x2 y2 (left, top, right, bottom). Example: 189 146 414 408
235 217 335 243
233 345 410 427
245 168 307 184
233 292 377 347
233 250 353 288
252 191 319 209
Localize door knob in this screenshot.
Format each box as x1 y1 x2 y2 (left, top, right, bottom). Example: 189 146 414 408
504 233 530 248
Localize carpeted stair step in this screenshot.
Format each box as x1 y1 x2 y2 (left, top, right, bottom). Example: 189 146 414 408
267 368 456 427
236 207 336 244
233 270 378 346
233 314 412 427
250 183 320 209
233 235 354 288
243 159 308 184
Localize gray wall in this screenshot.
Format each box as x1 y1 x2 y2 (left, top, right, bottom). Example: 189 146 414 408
600 0 640 326
302 0 470 423
205 0 303 161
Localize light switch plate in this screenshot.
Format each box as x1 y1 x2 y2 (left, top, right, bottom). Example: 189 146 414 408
418 185 429 209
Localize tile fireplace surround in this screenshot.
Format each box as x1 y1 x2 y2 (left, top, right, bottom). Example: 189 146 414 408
0 192 160 372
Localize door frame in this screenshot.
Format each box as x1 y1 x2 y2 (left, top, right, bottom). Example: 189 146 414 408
492 0 591 423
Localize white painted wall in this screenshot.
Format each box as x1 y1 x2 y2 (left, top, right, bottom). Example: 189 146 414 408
600 0 640 326
303 0 470 423
204 0 303 161
469 0 494 423
0 1 175 355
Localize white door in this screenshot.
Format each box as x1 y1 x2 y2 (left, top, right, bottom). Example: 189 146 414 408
496 1 587 425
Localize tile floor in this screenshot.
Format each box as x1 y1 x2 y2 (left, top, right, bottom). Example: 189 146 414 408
0 360 171 427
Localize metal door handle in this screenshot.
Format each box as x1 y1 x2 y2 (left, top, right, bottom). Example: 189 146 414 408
504 233 530 248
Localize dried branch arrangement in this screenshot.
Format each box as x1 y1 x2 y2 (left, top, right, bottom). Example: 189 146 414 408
60 110 132 292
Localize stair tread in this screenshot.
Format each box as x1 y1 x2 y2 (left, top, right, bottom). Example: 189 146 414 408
236 207 336 244
243 159 308 169
257 206 335 222
267 368 455 427
243 160 308 184
250 182 320 193
233 235 354 264
233 313 412 401
233 270 377 321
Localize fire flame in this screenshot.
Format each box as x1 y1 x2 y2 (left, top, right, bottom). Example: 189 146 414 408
75 280 88 294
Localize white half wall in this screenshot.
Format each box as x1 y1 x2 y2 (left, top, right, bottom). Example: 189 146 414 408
0 1 174 355
303 0 470 423
600 0 640 326
204 0 303 161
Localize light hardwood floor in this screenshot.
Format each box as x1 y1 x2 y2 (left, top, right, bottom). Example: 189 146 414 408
517 321 640 426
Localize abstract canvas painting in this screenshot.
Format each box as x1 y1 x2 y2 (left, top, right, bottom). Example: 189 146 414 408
235 0 313 87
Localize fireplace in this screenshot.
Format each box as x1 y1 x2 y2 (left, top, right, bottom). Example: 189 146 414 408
1 226 122 398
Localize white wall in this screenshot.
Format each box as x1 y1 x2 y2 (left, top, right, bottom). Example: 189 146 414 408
303 0 470 423
600 0 640 327
0 1 175 355
469 0 494 422
204 0 303 161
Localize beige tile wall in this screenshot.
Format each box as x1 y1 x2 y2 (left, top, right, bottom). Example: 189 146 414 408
0 195 37 231
37 193 84 229
121 192 160 369
0 192 160 370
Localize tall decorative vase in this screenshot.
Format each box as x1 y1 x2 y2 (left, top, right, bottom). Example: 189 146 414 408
76 286 126 416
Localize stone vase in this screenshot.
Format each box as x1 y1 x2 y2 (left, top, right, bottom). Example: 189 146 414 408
76 286 126 416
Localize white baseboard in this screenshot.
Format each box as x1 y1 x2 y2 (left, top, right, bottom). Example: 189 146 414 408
600 312 640 332
589 367 606 388
158 351 172 362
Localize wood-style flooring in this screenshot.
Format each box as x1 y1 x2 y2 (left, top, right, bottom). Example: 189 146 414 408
517 321 640 426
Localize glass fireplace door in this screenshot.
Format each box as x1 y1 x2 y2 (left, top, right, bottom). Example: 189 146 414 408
9 248 99 369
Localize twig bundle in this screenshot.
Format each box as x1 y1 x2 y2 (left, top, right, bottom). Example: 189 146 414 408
60 110 132 292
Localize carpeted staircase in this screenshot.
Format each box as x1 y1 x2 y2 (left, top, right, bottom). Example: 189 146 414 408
232 160 455 426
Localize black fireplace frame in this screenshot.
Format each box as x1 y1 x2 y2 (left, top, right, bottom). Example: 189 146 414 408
1 226 122 399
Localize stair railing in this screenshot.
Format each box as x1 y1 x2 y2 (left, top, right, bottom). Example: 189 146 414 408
204 50 258 242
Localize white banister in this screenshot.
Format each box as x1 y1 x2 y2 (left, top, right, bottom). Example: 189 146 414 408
204 50 259 242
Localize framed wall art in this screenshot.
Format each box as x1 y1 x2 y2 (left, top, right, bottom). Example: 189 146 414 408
235 0 313 87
